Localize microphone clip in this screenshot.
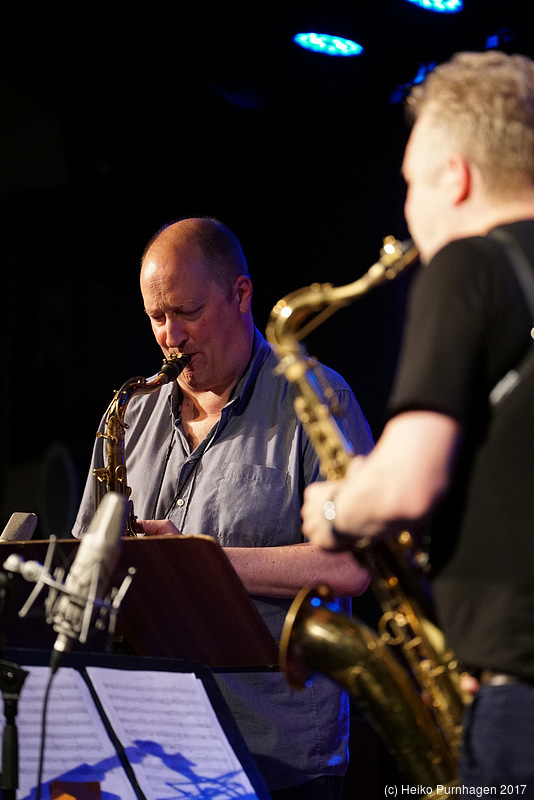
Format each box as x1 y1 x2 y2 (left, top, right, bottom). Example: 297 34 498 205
3 537 135 645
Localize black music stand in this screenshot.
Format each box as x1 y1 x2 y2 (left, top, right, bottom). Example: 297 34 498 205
0 535 279 668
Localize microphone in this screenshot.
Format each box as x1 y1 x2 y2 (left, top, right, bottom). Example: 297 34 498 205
0 513 37 542
50 492 127 672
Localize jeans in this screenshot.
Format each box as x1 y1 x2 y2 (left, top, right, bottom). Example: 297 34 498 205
460 683 534 797
269 776 343 800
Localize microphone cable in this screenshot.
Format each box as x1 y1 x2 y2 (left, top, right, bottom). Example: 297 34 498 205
34 666 57 800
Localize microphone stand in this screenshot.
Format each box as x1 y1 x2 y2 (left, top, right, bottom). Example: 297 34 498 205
0 659 28 800
0 571 29 800
0 498 133 798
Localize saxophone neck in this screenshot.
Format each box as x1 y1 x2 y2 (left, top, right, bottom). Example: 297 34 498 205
266 236 418 352
94 354 190 536
110 353 191 425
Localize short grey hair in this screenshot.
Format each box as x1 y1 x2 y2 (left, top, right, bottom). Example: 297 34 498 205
407 50 534 196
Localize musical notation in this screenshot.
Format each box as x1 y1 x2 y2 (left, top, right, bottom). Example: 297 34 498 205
12 666 258 800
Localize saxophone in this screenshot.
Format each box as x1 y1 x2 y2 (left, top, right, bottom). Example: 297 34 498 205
93 354 189 536
266 236 466 788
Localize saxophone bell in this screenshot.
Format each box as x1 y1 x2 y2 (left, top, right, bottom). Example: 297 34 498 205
281 585 459 788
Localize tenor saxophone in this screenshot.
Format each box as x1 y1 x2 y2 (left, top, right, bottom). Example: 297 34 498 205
266 237 465 788
93 354 189 536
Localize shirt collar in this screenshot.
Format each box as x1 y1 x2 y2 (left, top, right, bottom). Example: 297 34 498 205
167 327 271 420
227 328 271 415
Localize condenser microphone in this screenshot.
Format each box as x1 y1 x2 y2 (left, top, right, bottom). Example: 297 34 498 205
0 512 38 542
50 492 127 672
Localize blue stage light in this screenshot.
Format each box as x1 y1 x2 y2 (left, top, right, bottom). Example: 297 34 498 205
485 28 517 51
390 62 437 104
406 0 463 12
293 32 364 57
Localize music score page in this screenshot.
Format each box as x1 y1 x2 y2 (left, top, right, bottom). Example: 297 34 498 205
87 666 258 799
15 666 138 799
12 665 258 800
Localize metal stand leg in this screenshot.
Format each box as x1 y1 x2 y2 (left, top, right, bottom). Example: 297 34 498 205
0 659 29 800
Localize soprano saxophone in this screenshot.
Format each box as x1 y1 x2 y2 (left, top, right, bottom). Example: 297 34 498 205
266 236 466 788
93 354 189 536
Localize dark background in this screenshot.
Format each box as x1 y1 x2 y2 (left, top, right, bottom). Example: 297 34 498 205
1 0 533 538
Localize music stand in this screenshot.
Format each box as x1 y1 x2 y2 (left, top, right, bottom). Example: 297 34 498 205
0 535 279 668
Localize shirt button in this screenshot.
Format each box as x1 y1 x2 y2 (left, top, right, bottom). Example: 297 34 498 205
176 498 185 507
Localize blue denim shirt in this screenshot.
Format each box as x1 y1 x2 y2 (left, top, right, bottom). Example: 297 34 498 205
73 329 373 789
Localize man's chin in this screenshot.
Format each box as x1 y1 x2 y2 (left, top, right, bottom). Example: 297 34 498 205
179 363 205 391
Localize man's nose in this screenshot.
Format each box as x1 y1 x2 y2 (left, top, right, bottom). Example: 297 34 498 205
165 316 188 350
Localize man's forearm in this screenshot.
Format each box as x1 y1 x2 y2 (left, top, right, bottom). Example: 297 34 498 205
223 541 370 598
136 518 369 598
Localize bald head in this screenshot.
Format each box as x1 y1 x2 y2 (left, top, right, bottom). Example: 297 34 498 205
140 217 255 395
141 217 250 296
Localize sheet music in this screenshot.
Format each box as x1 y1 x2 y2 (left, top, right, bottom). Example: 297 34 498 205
14 666 139 800
86 666 259 800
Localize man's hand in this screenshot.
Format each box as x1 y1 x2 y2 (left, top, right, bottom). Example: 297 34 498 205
301 458 367 550
301 481 345 550
135 519 182 536
460 674 480 696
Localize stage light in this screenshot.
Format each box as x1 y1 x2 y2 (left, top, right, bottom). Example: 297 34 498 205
293 32 364 57
390 62 437 104
405 0 463 12
485 28 517 51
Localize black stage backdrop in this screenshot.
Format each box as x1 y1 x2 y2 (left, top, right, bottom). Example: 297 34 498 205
1 0 532 537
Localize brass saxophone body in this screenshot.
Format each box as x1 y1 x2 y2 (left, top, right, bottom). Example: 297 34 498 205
93 354 189 536
266 237 465 788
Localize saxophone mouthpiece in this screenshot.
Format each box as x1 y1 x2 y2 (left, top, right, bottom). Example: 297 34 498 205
160 353 190 381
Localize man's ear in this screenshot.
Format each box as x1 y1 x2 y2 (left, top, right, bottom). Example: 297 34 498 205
235 275 253 312
447 153 471 205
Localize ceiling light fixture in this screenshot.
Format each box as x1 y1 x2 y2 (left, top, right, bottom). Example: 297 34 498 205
293 32 364 57
405 0 463 13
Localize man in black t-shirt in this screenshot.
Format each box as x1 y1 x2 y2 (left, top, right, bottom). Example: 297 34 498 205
301 51 534 793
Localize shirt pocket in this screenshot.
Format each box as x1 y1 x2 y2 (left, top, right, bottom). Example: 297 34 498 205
215 462 294 547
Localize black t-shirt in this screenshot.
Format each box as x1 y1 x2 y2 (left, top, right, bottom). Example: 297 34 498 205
389 220 534 679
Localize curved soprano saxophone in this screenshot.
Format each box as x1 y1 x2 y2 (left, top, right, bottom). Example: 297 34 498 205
266 236 465 788
93 354 189 536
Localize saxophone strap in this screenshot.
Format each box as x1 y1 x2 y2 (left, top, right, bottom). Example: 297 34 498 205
487 228 534 408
